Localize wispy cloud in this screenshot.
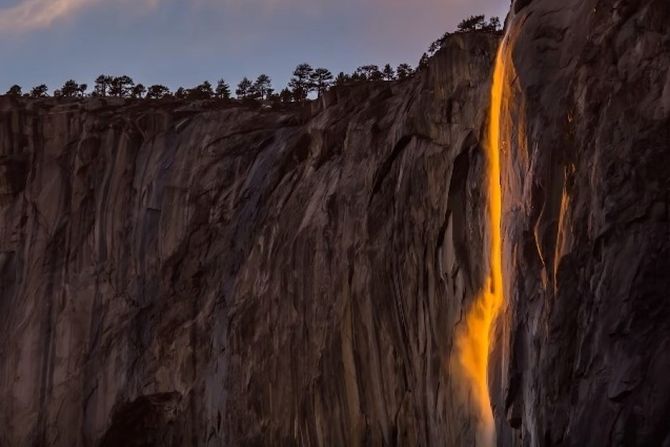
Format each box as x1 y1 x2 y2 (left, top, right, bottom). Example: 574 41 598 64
0 0 93 31
0 0 292 33
0 0 163 32
0 0 506 35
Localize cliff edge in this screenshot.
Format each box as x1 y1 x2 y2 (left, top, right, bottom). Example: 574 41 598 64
0 33 498 446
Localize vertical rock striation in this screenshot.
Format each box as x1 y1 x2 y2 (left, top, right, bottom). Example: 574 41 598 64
0 34 499 446
493 0 670 445
2 1 668 444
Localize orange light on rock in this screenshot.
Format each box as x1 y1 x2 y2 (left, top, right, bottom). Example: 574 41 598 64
454 40 506 446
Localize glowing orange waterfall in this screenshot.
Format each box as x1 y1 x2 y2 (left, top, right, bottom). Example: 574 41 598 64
454 41 507 446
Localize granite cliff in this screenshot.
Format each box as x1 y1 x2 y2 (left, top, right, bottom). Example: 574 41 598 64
492 0 670 445
0 0 669 445
0 33 497 446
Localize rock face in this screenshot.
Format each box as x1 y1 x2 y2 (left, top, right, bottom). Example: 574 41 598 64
492 0 670 445
2 0 669 444
0 34 499 446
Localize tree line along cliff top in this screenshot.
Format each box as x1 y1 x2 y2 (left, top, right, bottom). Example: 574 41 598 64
1 15 502 110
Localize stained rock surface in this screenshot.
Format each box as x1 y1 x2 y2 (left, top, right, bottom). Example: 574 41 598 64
0 34 498 446
2 0 668 445
492 0 670 445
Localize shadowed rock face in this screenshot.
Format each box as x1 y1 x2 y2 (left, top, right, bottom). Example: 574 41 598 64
0 34 498 446
492 0 670 445
1 0 669 445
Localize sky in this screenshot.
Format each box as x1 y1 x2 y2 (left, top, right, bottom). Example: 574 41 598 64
0 0 509 94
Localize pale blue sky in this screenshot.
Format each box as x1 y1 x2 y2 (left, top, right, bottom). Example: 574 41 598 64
0 0 509 94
